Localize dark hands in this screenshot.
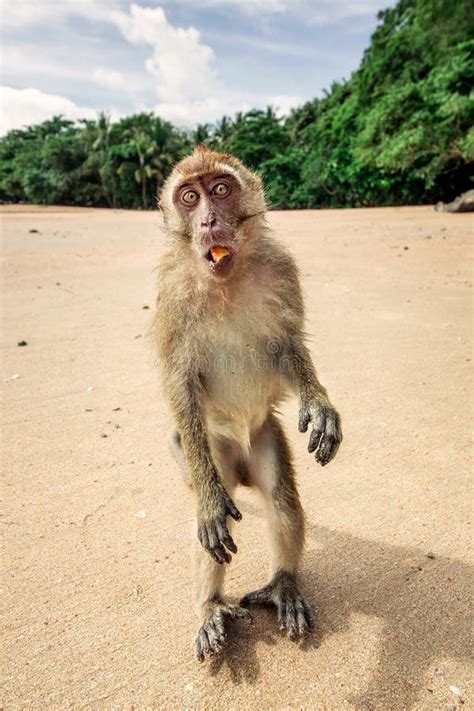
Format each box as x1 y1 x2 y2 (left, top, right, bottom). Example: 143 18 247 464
197 485 241 564
299 401 342 466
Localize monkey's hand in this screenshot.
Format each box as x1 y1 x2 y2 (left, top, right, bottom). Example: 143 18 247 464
197 485 241 564
298 400 342 466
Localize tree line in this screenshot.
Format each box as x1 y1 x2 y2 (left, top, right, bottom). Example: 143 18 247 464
0 0 472 210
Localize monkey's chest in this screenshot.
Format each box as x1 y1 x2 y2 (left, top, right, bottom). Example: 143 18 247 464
203 330 286 447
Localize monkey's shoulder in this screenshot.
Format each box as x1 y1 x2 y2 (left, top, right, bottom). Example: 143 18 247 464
259 235 303 295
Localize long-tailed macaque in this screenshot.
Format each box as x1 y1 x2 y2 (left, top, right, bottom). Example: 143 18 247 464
153 145 342 661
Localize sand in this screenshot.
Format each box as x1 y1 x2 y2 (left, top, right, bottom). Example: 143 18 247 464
1 205 472 710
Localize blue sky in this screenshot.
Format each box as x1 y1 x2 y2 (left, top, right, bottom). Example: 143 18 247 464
1 0 393 134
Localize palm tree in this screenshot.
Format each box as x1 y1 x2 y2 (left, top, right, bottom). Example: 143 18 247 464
192 123 211 145
119 129 153 209
91 112 117 207
116 115 189 209
211 116 233 150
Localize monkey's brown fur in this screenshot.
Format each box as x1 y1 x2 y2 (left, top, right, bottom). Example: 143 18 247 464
152 145 342 661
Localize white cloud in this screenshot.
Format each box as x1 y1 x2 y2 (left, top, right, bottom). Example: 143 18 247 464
0 2 390 130
269 95 304 117
157 0 390 24
0 0 116 28
153 93 302 127
1 44 97 82
109 5 300 127
154 97 249 127
297 0 390 25
93 68 124 89
112 4 217 103
0 86 97 134
0 0 388 30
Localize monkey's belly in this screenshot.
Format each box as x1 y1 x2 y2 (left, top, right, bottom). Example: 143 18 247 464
204 366 286 452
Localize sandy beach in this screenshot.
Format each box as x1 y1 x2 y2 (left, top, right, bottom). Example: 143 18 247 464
2 205 472 709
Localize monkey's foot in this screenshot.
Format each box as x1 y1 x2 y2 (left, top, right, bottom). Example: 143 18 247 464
195 602 252 662
240 570 314 638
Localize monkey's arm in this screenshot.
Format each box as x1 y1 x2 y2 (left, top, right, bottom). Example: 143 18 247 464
171 377 242 564
287 338 342 466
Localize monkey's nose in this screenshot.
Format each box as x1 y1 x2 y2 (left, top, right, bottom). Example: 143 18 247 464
201 214 216 227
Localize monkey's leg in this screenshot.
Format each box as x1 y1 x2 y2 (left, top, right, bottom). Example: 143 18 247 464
240 415 314 638
194 438 251 662
170 430 191 486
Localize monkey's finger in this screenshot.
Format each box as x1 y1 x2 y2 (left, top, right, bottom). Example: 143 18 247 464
225 499 242 521
208 526 232 563
216 521 238 554
222 533 238 554
322 439 341 466
201 526 230 564
329 440 341 463
197 526 210 551
298 407 310 433
319 433 341 466
327 410 339 433
210 541 231 565
308 427 323 453
315 434 334 465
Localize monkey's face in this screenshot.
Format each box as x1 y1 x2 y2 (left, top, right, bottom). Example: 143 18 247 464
173 171 243 278
161 147 266 279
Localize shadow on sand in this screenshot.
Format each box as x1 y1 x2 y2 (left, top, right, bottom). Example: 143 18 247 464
208 509 471 709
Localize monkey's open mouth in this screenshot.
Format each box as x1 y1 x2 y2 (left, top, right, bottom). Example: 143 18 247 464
207 245 231 263
205 245 235 274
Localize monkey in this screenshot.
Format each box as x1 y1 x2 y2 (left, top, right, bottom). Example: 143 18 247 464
152 145 342 662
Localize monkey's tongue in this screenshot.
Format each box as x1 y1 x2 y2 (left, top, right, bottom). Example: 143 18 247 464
210 245 231 263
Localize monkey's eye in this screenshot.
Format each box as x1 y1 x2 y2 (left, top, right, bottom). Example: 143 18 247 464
212 183 230 197
182 190 199 205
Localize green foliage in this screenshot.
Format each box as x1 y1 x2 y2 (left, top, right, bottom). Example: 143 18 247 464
218 108 290 170
0 0 472 209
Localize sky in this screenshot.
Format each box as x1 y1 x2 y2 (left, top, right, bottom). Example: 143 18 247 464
0 0 393 135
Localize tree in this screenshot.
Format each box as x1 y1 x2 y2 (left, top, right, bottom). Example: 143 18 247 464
1 0 472 209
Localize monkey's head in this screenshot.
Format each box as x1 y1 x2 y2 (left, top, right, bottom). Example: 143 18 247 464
160 145 266 279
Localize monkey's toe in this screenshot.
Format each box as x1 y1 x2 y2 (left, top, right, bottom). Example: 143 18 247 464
194 603 252 662
240 585 273 608
195 615 225 662
223 603 253 622
277 592 314 638
241 572 314 639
